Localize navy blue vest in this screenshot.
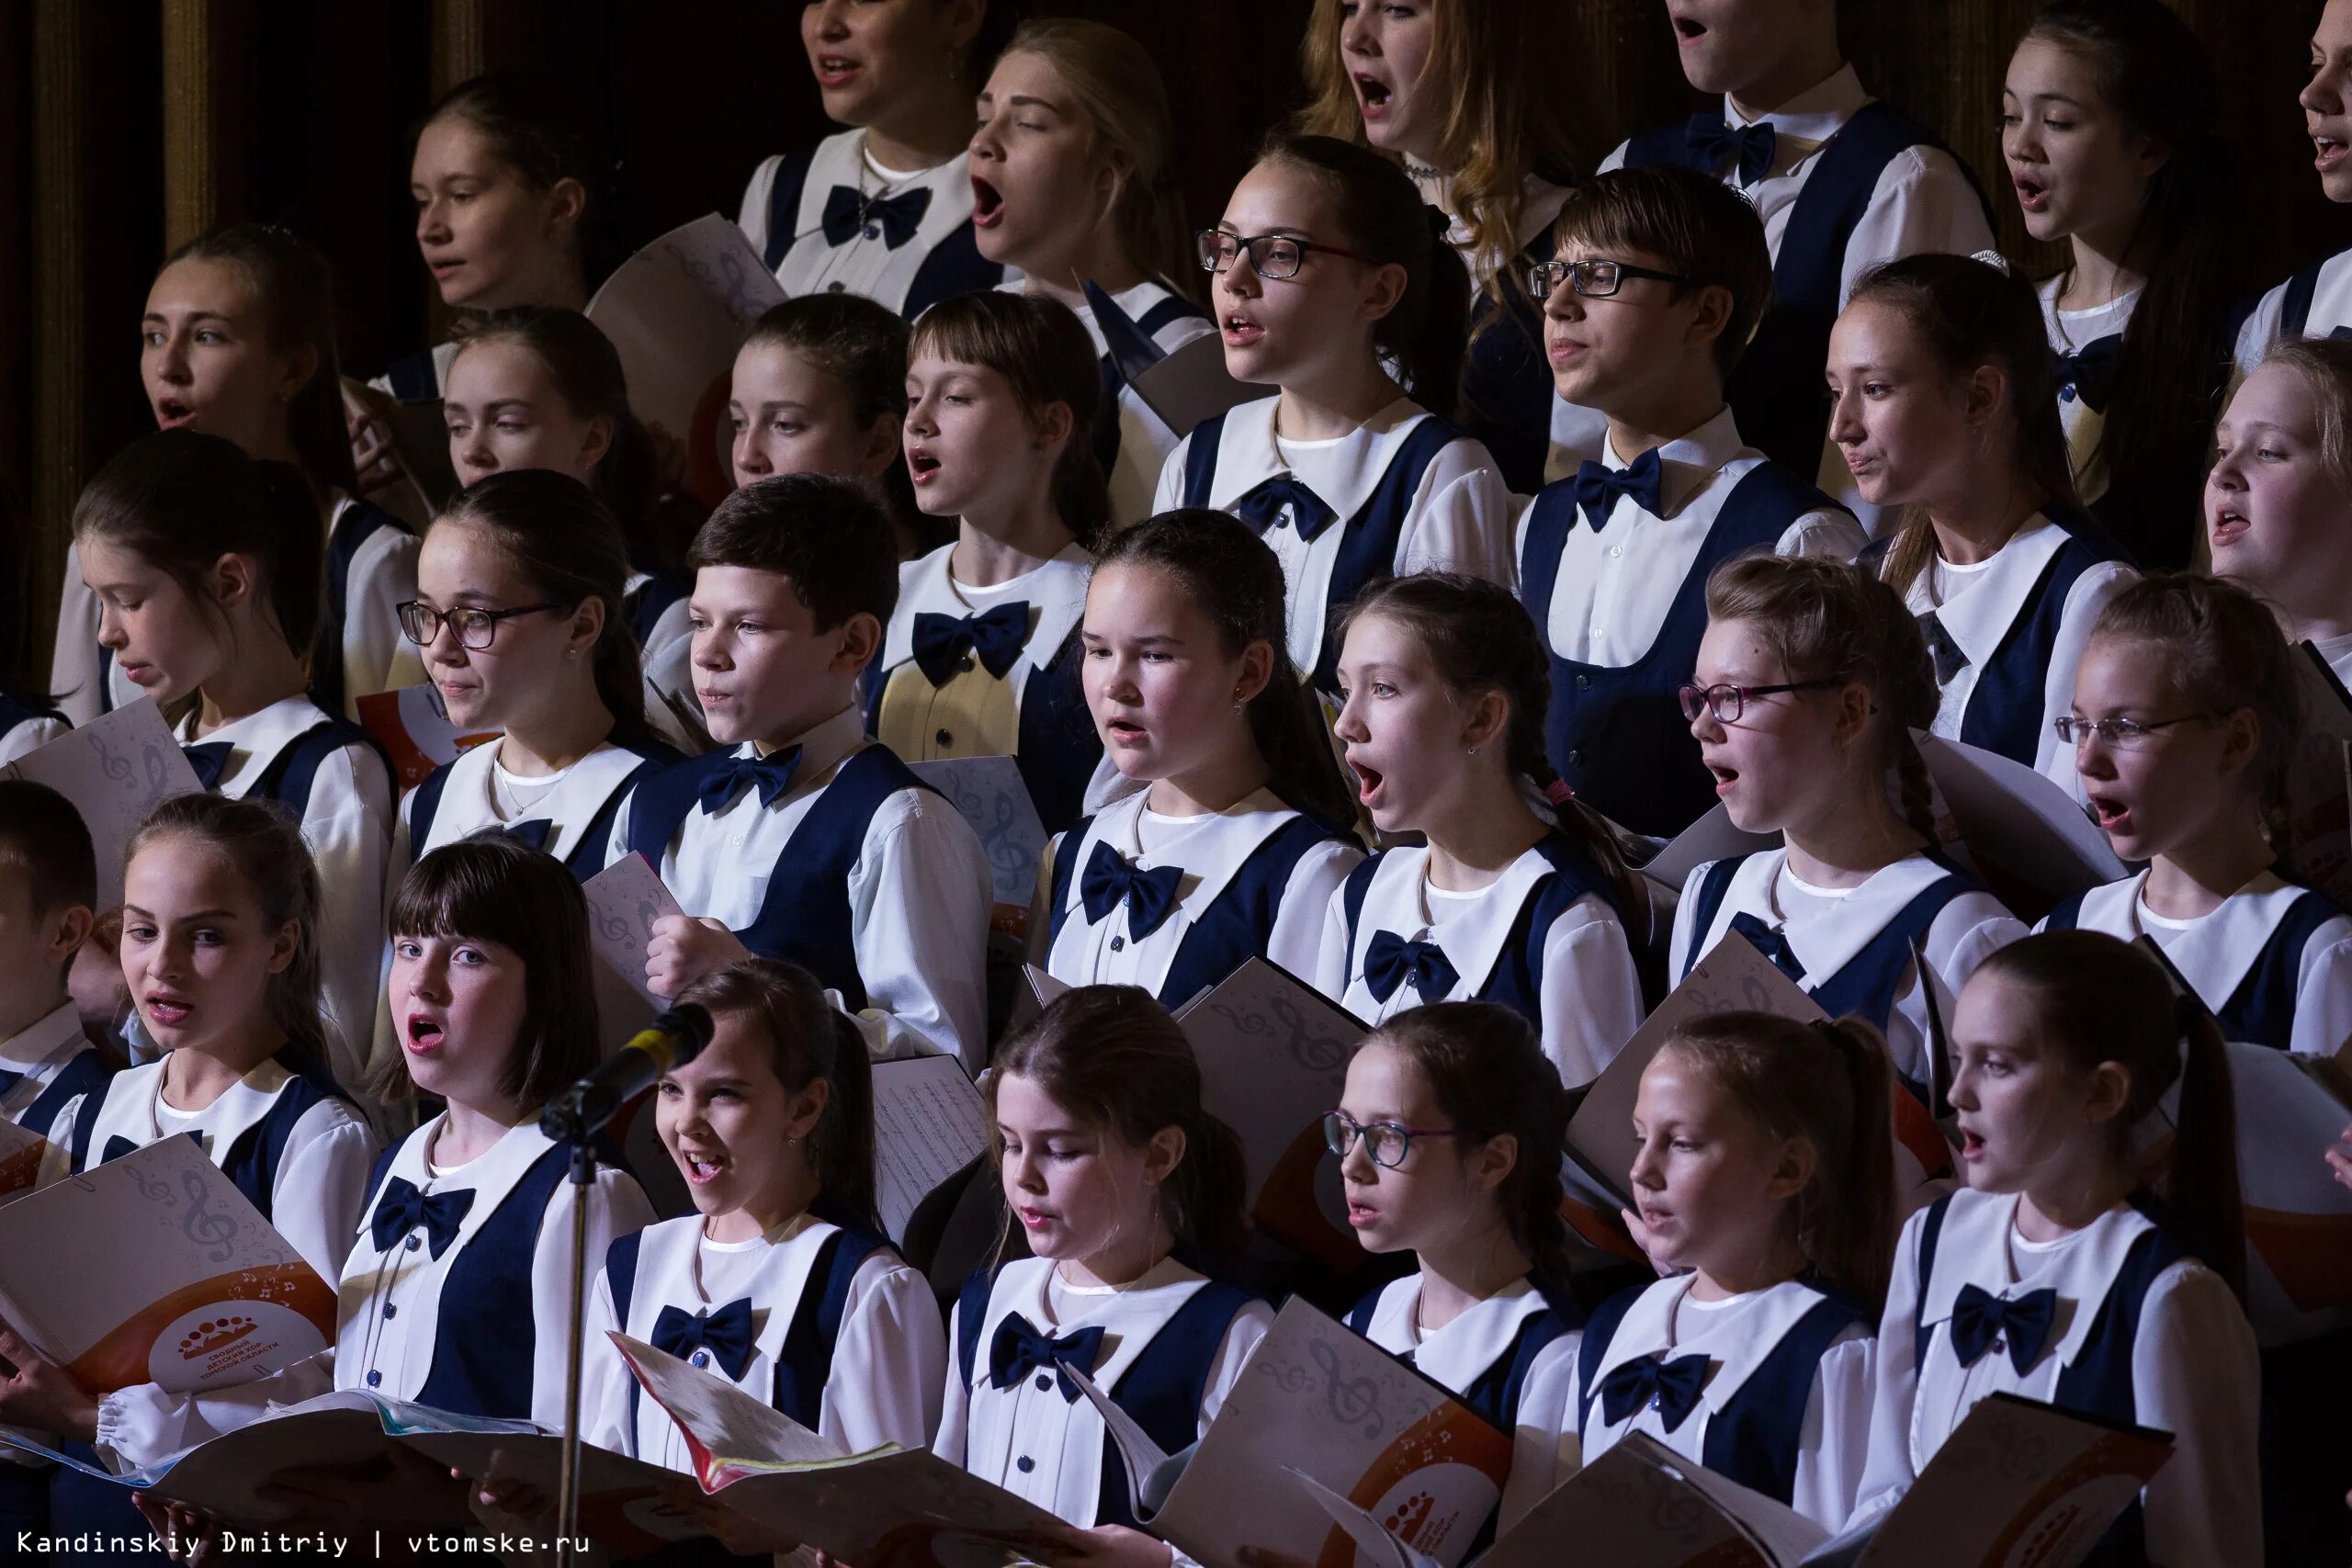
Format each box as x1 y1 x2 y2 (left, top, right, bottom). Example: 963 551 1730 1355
360 1135 582 1419
2276 254 2342 341
10 1044 113 1162
956 1263 1258 1533
84 1052 352 1226
412 738 675 885
1340 834 1624 1022
0 687 64 751
1518 460 1838 836
760 146 1005 321
626 572 691 649
1576 1280 1869 1508
235 710 395 822
1945 509 2127 769
861 622 1104 837
2044 880 2344 1052
1180 411 1467 694
381 349 442 404
626 745 937 1010
1912 1192 2183 1568
1342 1283 1581 1437
1047 810 1344 1008
1093 292 1212 477
315 498 411 719
1623 104 1994 475
605 1217 889 1448
1460 243 1558 497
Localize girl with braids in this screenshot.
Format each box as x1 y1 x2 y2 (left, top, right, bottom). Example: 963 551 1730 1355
971 18 1216 527
939 987 1269 1568
2005 0 2241 570
1292 0 1589 494
474 958 944 1556
61 224 423 726
1671 555 2026 1105
1331 1003 1583 1538
440 308 702 748
1316 574 1644 1089
1577 1010 1896 1529
1039 510 1362 1005
2046 574 2352 1056
1857 932 2259 1567
1159 132 1512 702
1827 252 2133 797
387 470 677 890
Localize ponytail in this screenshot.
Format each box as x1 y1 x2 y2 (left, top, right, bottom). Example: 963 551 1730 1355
677 959 881 1232
1096 511 1356 828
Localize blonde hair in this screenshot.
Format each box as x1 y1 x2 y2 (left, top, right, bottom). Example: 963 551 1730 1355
1000 18 1195 302
2255 335 2352 495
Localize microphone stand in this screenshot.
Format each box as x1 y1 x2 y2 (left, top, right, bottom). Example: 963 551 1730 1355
539 1089 599 1557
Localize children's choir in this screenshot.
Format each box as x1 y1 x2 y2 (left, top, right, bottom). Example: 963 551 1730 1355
8 3 2352 1563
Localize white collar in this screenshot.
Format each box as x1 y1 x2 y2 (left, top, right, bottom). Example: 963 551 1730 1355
0 1002 88 1076
1353 839 1585 995
107 1052 306 1158
1369 1275 1548 1395
2084 867 2316 1011
884 542 1092 671
989 1254 1211 1388
1589 1273 1838 1408
1081 785 1306 914
741 705 868 793
1200 395 1440 525
1724 64 1870 142
1915 513 2071 662
1709 850 1959 983
631 1211 840 1362
174 694 338 790
808 130 972 217
1919 1189 2156 1371
438 738 661 852
1602 406 1750 519
376 1115 562 1256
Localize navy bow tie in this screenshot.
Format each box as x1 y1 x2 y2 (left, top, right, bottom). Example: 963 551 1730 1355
1080 842 1184 941
1730 912 1806 983
699 747 803 816
1598 1351 1712 1431
1363 931 1460 1004
493 818 554 852
182 741 234 790
1571 448 1665 531
2052 335 2122 415
1686 114 1779 187
2332 326 2352 343
101 1129 204 1167
369 1176 475 1261
1917 611 1971 686
1232 475 1340 542
988 1313 1107 1403
821 184 933 250
1950 1283 2059 1376
911 603 1031 688
653 1297 758 1382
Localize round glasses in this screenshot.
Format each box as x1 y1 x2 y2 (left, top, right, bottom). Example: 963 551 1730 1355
1196 228 1375 280
2052 713 2220 749
396 600 561 651
1321 1110 1470 1170
1678 679 1842 725
1526 258 1699 301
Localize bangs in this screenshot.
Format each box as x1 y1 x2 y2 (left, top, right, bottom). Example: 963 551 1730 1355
389 835 564 947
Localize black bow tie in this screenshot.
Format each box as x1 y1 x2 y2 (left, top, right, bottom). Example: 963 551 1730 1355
182 741 234 790
1917 611 1971 686
1950 1284 2059 1376
988 1313 1107 1403
652 1297 757 1382
1080 842 1184 940
821 184 933 250
2052 335 2122 415
1598 1351 1711 1430
1363 931 1459 1003
911 603 1031 687
1232 475 1339 542
1685 114 1779 187
1730 912 1806 983
698 747 803 816
492 818 553 852
369 1176 475 1261
102 1129 205 1167
1571 449 1665 531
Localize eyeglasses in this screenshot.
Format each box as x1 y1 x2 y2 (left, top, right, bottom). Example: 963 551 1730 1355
1527 258 1698 301
396 600 562 650
1321 1110 1470 1170
2052 713 2221 748
1678 680 1843 725
1197 228 1376 280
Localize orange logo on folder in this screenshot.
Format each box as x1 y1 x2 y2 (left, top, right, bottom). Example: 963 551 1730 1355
177 1315 258 1359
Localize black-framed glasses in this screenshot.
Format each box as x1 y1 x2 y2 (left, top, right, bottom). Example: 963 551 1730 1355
396 600 562 650
1527 258 1698 300
1321 1110 1470 1170
1679 680 1843 725
1197 228 1376 280
2052 713 2222 748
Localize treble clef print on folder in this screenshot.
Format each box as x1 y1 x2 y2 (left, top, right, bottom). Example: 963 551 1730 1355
89 731 134 790
1309 1337 1384 1439
182 1168 243 1263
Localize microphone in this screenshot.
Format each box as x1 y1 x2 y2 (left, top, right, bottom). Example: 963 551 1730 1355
539 1003 716 1141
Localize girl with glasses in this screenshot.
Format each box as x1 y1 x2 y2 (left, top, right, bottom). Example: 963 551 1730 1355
1157 132 1512 705
70 431 393 1086
1672 555 2024 1136
1324 1001 1580 1540
388 470 678 897
1577 1010 1896 1530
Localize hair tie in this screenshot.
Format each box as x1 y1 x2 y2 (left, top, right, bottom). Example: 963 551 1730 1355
1542 778 1577 808
1969 248 2013 276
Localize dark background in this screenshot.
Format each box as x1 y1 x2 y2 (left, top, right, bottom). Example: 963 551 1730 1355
4 0 2343 658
